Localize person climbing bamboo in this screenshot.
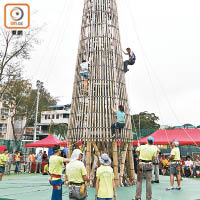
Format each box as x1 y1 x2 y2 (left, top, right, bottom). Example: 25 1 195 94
111 105 125 139
80 57 92 93
122 48 136 73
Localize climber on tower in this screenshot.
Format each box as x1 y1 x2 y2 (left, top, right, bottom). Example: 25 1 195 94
80 57 92 93
111 105 125 139
122 48 136 73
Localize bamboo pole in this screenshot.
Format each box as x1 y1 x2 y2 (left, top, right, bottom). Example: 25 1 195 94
67 141 73 159
128 143 135 180
119 143 128 185
112 141 119 186
86 141 91 185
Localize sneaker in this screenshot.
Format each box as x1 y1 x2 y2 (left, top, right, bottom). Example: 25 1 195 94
154 180 159 183
176 187 181 190
166 187 175 191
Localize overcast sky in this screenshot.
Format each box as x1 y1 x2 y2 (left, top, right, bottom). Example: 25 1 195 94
1 0 200 126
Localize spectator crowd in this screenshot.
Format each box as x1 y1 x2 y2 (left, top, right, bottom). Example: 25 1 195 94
1 150 49 175
158 154 200 178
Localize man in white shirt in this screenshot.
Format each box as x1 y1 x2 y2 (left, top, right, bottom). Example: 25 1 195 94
183 155 193 177
122 48 136 73
80 58 91 93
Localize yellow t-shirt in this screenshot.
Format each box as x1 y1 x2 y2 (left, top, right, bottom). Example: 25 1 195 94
171 147 180 161
49 155 64 180
44 164 49 173
66 160 87 183
0 154 8 166
96 165 114 198
162 159 169 166
136 144 157 161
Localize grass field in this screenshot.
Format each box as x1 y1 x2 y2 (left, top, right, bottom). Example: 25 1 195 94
0 174 200 200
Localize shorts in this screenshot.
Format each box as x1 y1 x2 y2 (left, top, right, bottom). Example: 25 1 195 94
163 166 169 170
80 72 88 80
0 166 5 173
170 164 180 175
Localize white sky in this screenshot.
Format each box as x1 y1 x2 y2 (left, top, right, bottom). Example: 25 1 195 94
1 0 200 126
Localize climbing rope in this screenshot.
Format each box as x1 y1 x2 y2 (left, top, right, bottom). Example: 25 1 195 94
124 0 200 150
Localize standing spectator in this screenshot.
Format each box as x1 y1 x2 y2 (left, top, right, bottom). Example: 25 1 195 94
161 155 169 176
95 154 117 200
22 155 28 173
152 146 160 183
180 156 185 176
5 151 13 175
35 150 43 173
14 151 21 173
193 155 200 177
28 151 35 173
42 151 48 162
0 149 9 181
183 156 193 177
133 147 138 174
18 150 23 171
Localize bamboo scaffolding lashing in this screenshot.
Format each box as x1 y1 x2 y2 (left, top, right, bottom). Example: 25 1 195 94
67 0 135 187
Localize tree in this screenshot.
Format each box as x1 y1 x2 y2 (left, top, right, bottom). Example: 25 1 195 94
0 28 39 98
131 111 160 131
3 78 57 141
50 123 68 140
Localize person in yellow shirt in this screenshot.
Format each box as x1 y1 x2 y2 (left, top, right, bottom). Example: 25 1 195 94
133 137 157 200
161 155 169 175
43 162 49 175
95 154 116 200
167 140 181 191
0 149 9 181
49 145 69 200
65 149 89 200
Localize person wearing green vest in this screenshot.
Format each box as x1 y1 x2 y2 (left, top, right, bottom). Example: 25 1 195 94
0 149 9 181
166 140 181 191
95 154 117 200
133 137 157 200
49 145 69 200
65 149 89 200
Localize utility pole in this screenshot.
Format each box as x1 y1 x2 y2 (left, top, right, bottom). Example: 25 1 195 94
33 80 43 142
139 113 141 139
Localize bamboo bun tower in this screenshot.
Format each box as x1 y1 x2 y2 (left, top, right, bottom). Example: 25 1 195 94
67 0 135 186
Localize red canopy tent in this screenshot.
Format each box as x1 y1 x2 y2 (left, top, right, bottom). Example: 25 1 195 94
25 134 68 148
0 145 6 153
132 129 200 146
